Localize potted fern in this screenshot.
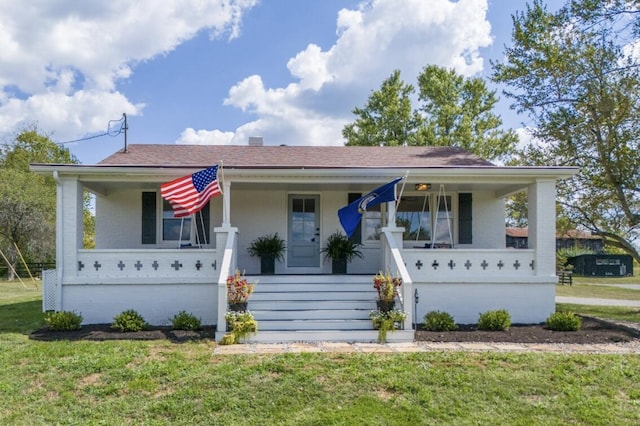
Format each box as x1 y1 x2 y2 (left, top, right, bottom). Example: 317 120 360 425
321 231 363 274
247 233 286 275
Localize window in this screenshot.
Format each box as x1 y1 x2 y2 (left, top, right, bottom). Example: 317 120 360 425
433 195 453 246
163 199 191 241
161 198 211 245
396 195 432 241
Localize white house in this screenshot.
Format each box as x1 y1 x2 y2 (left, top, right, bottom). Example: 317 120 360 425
32 143 577 342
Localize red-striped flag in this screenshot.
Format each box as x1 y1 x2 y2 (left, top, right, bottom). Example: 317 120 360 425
160 166 221 218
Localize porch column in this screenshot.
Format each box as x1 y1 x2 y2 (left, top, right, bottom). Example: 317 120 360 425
222 180 231 227
387 200 397 227
56 176 83 310
528 179 556 277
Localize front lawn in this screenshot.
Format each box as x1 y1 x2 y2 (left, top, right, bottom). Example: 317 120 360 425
556 282 640 301
1 281 640 424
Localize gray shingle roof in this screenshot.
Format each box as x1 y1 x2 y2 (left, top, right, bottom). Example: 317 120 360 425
98 144 495 168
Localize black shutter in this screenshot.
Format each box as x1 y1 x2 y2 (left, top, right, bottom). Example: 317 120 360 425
348 193 362 244
458 193 472 244
141 192 156 244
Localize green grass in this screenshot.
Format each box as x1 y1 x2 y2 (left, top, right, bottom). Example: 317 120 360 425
558 303 640 322
556 282 640 300
2 280 640 424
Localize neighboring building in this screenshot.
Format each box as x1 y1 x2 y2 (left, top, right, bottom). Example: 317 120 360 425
506 227 603 252
32 144 576 342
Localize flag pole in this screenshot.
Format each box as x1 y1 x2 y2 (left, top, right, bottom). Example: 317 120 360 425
396 170 409 210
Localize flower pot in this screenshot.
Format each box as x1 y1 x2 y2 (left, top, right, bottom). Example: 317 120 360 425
260 255 275 275
228 302 248 312
376 300 395 312
332 258 347 275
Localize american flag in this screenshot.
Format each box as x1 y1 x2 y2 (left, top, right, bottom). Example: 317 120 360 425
160 166 221 218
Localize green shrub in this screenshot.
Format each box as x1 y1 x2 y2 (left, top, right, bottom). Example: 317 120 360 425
546 311 582 331
111 309 148 332
171 310 202 331
478 309 511 331
423 310 457 331
44 311 83 331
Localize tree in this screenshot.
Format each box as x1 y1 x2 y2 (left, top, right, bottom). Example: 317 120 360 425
343 70 420 146
343 67 517 162
492 0 640 263
416 65 518 161
0 168 55 278
0 127 78 279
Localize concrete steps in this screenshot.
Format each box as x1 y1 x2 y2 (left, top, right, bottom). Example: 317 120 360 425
240 275 411 343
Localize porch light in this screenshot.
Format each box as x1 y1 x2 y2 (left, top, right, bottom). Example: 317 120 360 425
414 183 431 191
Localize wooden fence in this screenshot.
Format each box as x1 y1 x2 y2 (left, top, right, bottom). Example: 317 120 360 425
0 262 55 279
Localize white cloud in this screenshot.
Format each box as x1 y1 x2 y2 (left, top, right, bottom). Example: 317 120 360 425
219 0 493 146
0 0 257 140
177 128 235 145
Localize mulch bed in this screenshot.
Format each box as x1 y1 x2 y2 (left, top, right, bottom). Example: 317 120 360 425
29 324 216 343
29 317 640 344
415 316 640 344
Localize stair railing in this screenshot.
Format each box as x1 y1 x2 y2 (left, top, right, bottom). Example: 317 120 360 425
382 228 413 329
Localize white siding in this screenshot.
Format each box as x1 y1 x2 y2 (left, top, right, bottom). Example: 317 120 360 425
472 191 505 249
62 283 218 325
95 189 141 249
414 281 555 324
232 189 287 274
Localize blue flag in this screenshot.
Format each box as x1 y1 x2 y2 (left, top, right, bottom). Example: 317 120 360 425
338 177 403 238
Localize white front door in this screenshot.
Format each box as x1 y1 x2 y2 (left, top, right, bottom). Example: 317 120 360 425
287 194 320 268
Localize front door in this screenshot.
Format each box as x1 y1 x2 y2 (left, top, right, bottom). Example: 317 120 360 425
288 194 320 268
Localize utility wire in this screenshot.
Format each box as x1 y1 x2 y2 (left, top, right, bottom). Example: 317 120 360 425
56 115 126 145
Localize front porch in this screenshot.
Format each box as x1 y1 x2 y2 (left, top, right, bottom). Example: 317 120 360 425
33 144 573 343
43 226 557 342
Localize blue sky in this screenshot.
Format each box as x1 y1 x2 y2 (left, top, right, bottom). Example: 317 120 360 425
0 0 539 164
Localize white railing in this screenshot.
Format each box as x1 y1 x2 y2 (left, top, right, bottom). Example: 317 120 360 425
71 249 219 283
216 229 238 339
382 229 413 329
402 248 537 282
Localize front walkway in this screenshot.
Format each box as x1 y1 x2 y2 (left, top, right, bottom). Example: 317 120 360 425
214 340 640 355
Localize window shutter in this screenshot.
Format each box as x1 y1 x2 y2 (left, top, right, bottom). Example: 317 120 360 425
141 192 157 244
348 193 362 244
458 193 472 244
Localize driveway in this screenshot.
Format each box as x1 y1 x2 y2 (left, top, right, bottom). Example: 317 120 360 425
556 296 640 307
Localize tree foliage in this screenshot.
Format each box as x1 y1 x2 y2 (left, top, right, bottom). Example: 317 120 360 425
492 0 640 263
0 127 78 278
343 67 517 161
343 70 420 147
416 65 518 160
